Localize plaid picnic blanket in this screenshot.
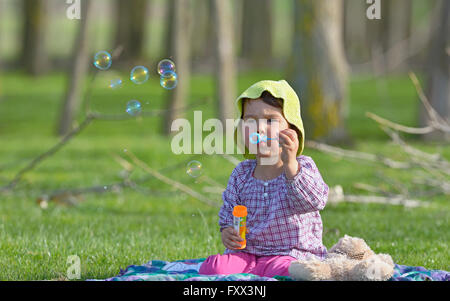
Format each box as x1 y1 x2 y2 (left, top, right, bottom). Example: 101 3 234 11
391 264 449 281
88 258 449 281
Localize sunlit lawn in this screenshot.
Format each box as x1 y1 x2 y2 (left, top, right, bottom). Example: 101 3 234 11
0 71 448 280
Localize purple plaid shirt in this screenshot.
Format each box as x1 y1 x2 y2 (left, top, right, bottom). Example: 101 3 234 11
219 155 329 260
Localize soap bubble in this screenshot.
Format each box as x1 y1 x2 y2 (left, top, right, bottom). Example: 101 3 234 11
160 71 178 90
109 78 123 89
126 100 142 116
130 66 149 84
186 160 202 178
157 59 176 75
93 51 112 70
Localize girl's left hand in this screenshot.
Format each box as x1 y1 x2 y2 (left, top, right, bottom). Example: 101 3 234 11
279 129 300 178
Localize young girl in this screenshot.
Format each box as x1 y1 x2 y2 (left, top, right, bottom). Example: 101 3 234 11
199 80 329 278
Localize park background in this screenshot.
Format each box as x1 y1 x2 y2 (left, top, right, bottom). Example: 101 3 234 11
0 0 448 280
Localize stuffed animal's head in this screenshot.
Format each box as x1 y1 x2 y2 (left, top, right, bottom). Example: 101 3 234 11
329 234 375 260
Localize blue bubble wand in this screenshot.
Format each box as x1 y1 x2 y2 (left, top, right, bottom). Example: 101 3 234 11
249 133 279 144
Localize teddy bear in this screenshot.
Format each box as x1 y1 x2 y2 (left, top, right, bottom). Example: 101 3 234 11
289 234 395 281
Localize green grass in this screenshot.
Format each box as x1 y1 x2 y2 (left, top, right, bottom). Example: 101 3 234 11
0 71 449 280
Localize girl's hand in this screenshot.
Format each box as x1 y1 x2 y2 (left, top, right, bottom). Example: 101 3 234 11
221 227 243 250
279 129 300 179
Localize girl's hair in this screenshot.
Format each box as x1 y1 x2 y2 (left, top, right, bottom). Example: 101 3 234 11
241 90 301 140
259 90 284 110
241 91 283 117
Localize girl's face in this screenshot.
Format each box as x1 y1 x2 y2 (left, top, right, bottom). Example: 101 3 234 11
242 99 290 158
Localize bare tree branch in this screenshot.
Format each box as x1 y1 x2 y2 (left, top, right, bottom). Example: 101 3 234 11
124 150 220 208
2 115 95 192
327 185 429 208
409 72 450 133
0 96 208 193
305 140 413 169
366 112 434 134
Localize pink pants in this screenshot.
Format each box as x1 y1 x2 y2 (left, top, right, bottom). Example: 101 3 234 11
199 252 296 278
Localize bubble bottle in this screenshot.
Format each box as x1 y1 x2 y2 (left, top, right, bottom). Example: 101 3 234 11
233 205 247 249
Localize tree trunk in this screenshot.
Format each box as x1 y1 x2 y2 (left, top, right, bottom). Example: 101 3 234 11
365 0 412 73
384 0 412 71
343 0 369 65
288 0 350 144
191 0 214 67
21 0 49 75
0 1 2 71
213 0 236 124
164 0 175 59
363 0 389 73
58 0 93 136
241 0 272 69
163 0 192 135
419 0 450 142
114 0 149 64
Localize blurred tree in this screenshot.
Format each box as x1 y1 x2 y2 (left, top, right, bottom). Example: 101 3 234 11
364 0 412 72
114 0 149 64
163 0 192 135
58 0 93 136
420 0 450 141
0 1 2 71
288 0 350 144
213 0 236 124
364 0 384 69
241 0 272 69
343 0 369 64
21 0 49 75
191 0 214 67
383 0 412 71
164 0 175 59
0 2 2 100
